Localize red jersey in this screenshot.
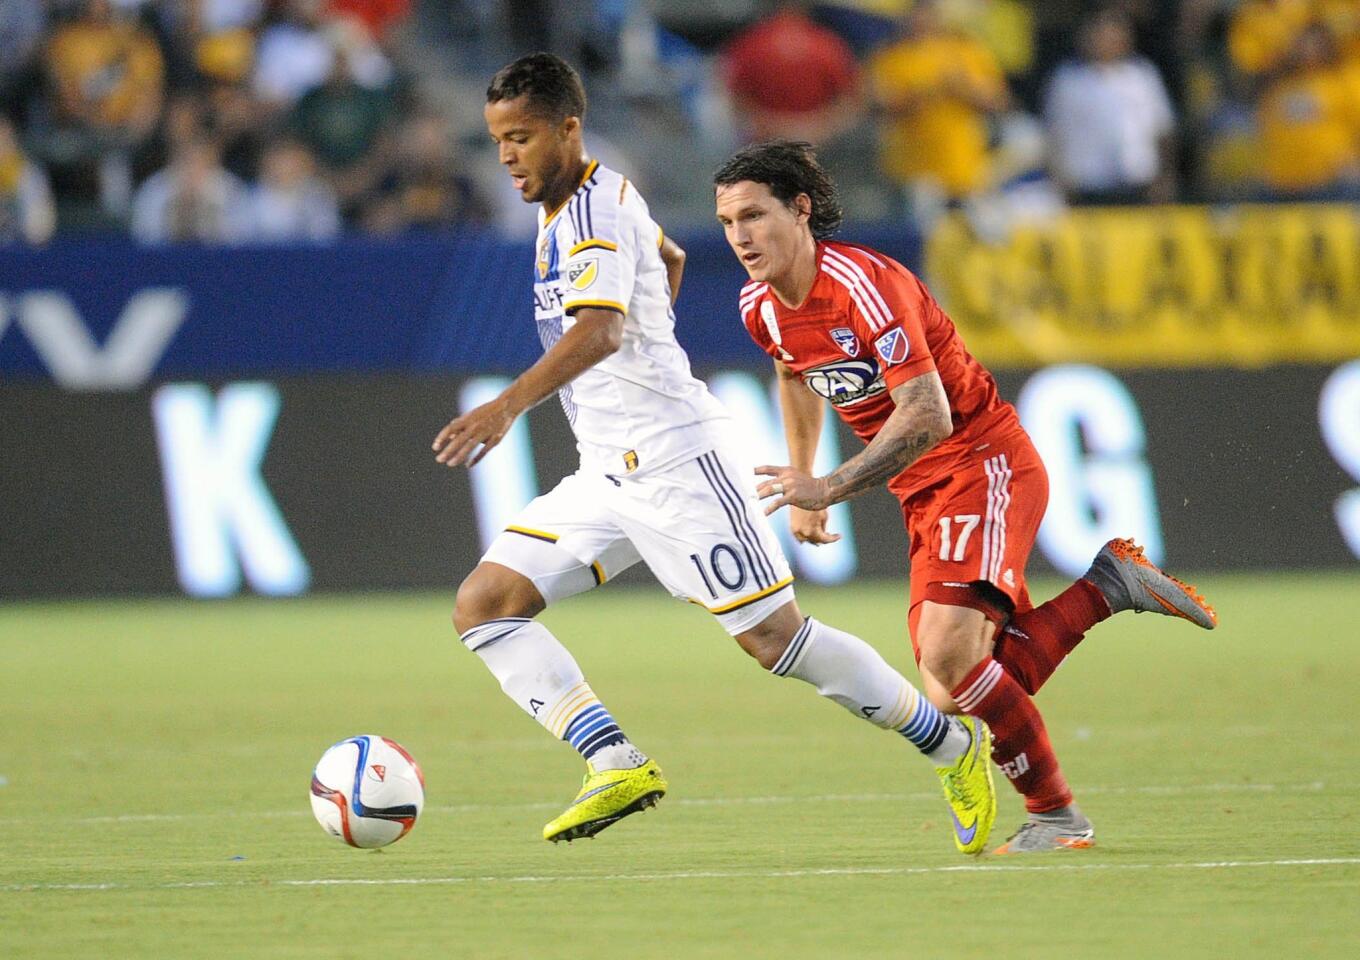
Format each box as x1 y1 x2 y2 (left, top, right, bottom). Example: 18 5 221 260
740 240 1025 500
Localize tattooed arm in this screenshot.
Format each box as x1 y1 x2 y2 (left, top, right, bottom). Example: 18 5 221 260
823 372 953 500
755 371 952 514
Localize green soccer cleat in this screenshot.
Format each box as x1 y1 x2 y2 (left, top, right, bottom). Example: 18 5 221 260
543 759 667 843
935 716 996 855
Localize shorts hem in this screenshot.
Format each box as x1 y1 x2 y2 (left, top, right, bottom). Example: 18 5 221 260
691 576 795 615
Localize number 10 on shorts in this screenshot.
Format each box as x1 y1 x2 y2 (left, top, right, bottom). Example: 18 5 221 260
689 544 748 599
938 514 981 563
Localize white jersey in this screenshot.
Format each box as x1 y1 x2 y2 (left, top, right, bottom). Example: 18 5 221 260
532 160 728 477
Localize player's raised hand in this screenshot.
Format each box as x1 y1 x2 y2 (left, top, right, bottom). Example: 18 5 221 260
432 397 516 468
789 506 842 545
754 465 833 515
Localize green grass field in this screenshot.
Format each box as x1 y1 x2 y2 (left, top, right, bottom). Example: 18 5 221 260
2 574 1357 959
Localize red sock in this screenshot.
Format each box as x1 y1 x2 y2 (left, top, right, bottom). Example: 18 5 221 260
952 657 1072 814
993 579 1110 695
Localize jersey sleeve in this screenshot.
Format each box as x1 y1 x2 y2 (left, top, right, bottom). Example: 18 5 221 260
829 250 936 391
560 182 637 317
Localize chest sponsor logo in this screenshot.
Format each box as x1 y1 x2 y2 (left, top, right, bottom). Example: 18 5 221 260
830 327 859 356
567 258 598 291
534 281 565 318
874 327 910 366
800 357 886 407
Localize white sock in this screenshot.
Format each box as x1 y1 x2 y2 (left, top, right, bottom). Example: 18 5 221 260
771 617 969 762
923 717 971 765
460 618 646 771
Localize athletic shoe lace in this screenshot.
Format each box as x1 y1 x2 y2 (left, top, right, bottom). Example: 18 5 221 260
942 766 973 805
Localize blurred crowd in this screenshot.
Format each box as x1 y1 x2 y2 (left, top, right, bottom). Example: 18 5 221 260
0 0 492 245
703 0 1360 233
4 0 1360 246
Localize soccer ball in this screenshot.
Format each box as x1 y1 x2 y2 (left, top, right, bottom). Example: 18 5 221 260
310 735 425 848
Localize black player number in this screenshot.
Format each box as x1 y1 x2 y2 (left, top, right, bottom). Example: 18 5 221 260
689 544 748 599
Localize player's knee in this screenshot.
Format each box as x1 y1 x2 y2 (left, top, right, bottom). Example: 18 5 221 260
916 628 984 691
452 566 543 635
731 614 790 669
915 601 994 690
734 601 804 671
735 629 787 671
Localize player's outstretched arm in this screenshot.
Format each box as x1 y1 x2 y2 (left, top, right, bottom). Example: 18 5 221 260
755 371 952 513
774 360 840 545
432 307 624 467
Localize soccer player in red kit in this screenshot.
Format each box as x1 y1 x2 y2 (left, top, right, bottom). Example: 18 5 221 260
714 141 1218 853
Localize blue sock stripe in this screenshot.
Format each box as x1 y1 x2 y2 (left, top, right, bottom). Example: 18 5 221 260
562 704 627 760
915 715 950 754
563 705 609 741
565 713 616 749
899 700 949 753
907 707 942 741
901 704 934 739
899 708 934 744
575 727 627 759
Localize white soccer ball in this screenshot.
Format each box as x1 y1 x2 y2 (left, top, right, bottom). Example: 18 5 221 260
310 735 425 848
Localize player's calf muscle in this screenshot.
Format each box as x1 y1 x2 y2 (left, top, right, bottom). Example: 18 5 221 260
453 563 545 633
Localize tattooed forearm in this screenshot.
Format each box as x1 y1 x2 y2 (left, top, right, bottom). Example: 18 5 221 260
822 373 951 502
826 429 934 497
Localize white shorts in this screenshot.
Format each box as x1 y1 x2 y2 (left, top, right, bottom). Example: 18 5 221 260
481 443 794 635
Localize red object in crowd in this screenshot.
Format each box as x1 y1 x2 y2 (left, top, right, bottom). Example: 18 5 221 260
327 0 411 40
722 10 859 115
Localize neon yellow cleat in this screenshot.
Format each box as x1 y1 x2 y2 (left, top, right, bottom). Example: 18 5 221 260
543 760 667 843
935 716 996 855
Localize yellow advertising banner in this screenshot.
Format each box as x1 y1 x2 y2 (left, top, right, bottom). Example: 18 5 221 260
925 204 1360 367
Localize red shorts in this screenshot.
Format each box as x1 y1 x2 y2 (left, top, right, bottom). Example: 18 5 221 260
902 430 1049 658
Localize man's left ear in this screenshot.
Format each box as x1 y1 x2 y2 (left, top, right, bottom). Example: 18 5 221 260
795 193 813 224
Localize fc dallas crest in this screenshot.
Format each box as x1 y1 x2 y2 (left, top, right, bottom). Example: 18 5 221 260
830 327 859 356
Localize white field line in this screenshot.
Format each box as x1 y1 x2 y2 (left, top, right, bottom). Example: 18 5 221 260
4 858 1360 894
5 779 1338 826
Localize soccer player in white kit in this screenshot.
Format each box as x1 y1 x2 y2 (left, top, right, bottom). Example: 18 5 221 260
434 53 995 850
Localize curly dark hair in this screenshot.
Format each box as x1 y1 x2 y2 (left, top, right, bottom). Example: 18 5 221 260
486 53 586 123
713 140 843 239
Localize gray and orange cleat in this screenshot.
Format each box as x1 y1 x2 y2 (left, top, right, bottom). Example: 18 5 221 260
1085 538 1218 630
993 805 1095 855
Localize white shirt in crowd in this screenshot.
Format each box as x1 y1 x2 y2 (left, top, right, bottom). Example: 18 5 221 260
130 165 252 245
248 179 340 242
1043 56 1175 191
